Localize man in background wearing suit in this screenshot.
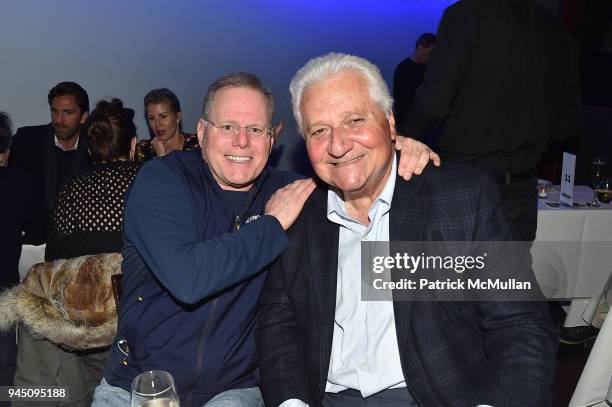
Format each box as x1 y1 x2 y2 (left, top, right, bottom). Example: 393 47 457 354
402 0 582 242
256 53 557 407
9 81 91 243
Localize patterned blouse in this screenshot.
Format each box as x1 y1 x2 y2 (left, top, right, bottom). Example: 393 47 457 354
45 161 141 261
135 133 199 162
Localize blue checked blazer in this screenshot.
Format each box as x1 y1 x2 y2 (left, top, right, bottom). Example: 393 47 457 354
256 162 557 407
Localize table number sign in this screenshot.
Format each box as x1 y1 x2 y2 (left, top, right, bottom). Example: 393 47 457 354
560 152 576 207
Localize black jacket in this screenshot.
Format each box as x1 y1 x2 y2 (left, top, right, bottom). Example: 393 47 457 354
8 124 91 243
0 167 43 288
404 0 582 172
257 163 557 407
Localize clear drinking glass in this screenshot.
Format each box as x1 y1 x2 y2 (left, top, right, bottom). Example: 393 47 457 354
131 370 179 407
587 157 606 207
596 177 611 204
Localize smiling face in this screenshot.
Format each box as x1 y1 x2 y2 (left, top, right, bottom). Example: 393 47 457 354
197 86 274 191
301 70 396 201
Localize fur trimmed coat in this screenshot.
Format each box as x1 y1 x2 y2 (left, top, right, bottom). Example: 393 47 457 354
0 253 121 350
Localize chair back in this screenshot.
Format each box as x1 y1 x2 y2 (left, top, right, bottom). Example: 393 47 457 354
18 244 46 281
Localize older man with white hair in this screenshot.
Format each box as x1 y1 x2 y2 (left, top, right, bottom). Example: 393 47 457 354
256 53 557 407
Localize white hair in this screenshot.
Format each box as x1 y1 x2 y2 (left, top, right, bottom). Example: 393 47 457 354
289 52 393 135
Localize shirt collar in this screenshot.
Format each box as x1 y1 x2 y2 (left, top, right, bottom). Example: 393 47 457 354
327 154 397 222
54 135 79 151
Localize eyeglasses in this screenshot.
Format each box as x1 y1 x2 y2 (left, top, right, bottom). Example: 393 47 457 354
205 119 272 138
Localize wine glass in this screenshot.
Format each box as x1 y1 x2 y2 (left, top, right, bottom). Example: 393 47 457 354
131 371 179 407
587 157 606 207
596 177 611 204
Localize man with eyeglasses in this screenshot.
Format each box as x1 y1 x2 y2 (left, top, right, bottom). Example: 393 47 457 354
94 72 439 407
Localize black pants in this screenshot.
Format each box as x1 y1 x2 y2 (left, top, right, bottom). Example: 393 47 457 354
496 178 538 242
323 388 418 407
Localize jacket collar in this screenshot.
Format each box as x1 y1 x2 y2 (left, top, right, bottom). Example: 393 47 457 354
43 124 90 205
200 156 271 229
388 162 431 389
307 153 432 391
305 184 339 390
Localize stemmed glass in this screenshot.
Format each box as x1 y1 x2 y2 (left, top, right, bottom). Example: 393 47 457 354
596 177 611 204
587 157 606 207
131 371 179 407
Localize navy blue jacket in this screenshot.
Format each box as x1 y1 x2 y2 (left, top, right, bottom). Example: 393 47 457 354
104 151 298 406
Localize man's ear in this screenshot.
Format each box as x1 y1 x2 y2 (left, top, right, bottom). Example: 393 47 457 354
80 111 89 125
196 118 207 148
388 112 397 142
271 120 283 148
274 120 283 138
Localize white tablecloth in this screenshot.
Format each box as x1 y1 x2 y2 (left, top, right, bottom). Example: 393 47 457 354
534 186 612 406
533 185 612 300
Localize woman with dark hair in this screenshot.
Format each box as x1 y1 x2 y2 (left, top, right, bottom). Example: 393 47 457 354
12 99 141 407
45 98 140 258
136 87 199 161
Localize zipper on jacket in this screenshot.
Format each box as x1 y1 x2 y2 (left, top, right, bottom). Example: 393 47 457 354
183 170 270 403
229 176 267 232
184 297 219 407
232 173 268 231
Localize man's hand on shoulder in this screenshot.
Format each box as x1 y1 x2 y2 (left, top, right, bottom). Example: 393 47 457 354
265 178 316 230
395 136 441 180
